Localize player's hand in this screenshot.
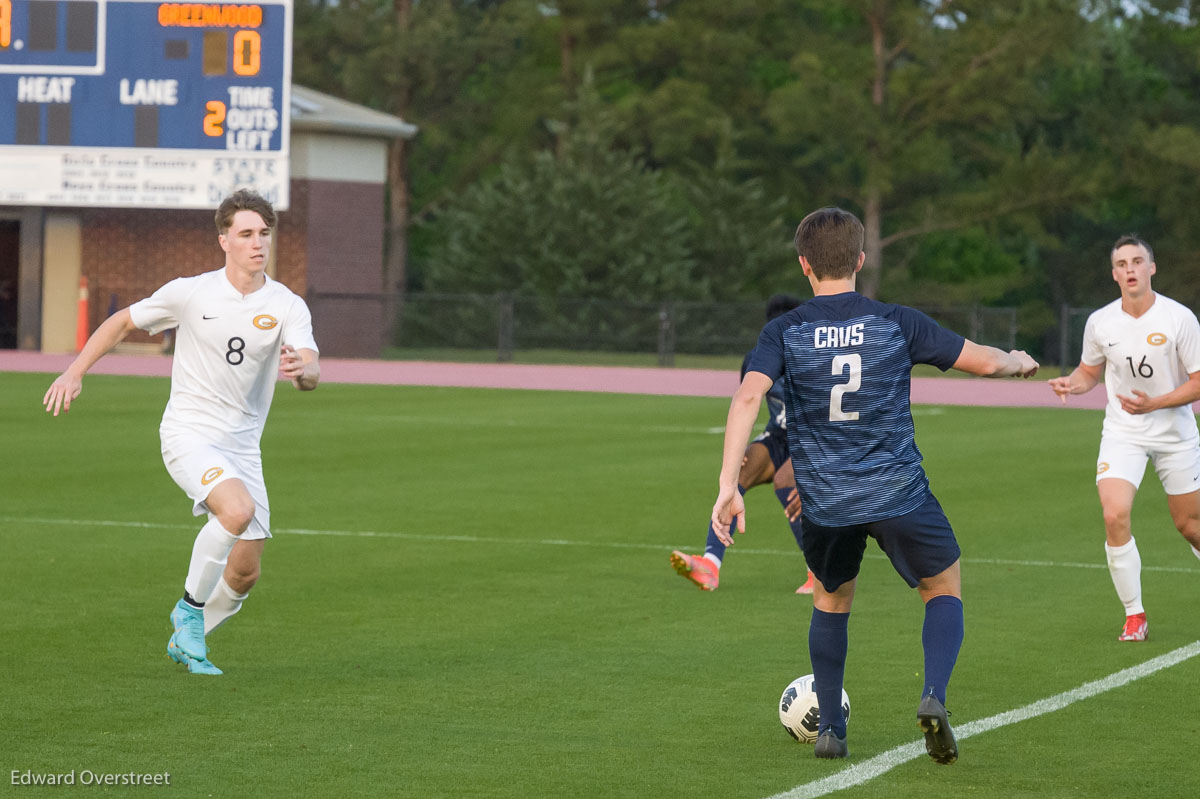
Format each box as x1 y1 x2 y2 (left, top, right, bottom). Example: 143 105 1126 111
1048 376 1074 404
782 487 802 523
1117 389 1157 415
710 485 746 546
279 345 305 382
1010 350 1039 379
43 372 82 417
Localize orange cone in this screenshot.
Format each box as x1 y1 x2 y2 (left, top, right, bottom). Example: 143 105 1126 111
76 275 89 352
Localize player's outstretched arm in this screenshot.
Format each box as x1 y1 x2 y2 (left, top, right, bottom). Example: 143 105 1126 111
951 340 1039 379
43 308 138 416
280 345 320 391
1048 362 1103 404
711 372 773 545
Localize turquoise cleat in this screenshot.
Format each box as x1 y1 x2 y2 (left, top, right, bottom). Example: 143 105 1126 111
186 657 223 675
167 631 223 675
167 632 189 665
168 599 207 661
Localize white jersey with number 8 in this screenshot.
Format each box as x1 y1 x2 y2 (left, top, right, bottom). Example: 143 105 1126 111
1081 293 1200 447
129 268 319 452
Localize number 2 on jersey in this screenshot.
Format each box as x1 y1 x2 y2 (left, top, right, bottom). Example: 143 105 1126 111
829 354 861 421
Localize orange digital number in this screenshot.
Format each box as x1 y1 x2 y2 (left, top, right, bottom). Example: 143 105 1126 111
232 30 260 76
1 0 12 49
204 100 226 136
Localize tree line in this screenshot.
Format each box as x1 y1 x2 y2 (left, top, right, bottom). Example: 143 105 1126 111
294 0 1200 357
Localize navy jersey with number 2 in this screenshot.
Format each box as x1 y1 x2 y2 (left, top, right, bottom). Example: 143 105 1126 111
746 292 965 527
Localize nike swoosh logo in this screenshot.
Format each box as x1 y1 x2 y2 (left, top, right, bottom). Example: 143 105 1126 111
202 315 218 320
1107 341 1119 346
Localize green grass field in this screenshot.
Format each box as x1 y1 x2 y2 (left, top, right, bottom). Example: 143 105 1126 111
2 372 1197 797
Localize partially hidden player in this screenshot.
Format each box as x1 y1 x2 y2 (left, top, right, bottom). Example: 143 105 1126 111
671 294 816 594
1049 234 1200 642
43 190 320 675
710 207 1038 762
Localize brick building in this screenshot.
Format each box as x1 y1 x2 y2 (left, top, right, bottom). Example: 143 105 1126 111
0 85 417 358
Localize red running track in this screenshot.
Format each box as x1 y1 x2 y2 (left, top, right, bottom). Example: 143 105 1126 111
2 350 1109 410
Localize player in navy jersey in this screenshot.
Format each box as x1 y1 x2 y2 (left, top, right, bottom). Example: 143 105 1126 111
671 295 816 594
710 207 1038 762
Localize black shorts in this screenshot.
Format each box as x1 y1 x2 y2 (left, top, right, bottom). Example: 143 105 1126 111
800 494 961 592
751 422 790 471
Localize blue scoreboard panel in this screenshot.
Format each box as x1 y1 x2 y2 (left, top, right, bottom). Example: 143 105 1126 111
0 0 291 208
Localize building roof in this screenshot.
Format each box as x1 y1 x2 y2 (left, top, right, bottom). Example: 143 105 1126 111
291 85 419 140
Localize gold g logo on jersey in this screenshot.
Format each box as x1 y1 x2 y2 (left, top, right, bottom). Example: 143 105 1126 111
201 467 224 485
1146 332 1167 346
1097 462 1110 475
253 314 279 330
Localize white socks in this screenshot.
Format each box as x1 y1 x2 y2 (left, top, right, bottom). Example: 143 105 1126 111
1105 537 1144 616
703 553 722 568
204 577 249 635
184 518 239 603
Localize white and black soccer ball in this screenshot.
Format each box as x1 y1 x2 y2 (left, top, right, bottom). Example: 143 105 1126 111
778 674 850 743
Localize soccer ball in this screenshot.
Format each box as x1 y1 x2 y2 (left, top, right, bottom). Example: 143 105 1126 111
778 674 850 743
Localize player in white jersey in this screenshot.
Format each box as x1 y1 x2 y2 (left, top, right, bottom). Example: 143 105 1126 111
1050 235 1200 642
43 190 320 675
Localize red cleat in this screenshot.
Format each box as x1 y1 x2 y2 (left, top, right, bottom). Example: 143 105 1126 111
669 551 719 591
1118 612 1148 642
796 570 816 595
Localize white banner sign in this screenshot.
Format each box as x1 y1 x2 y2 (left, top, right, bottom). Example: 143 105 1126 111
0 147 289 209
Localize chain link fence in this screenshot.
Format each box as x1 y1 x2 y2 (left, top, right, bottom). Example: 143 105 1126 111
315 291 1025 365
1057 305 1095 376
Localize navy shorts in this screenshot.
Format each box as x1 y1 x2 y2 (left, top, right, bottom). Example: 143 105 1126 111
799 494 961 592
751 421 790 470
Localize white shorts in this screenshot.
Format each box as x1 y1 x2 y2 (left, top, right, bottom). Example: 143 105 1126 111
161 434 272 539
1096 436 1200 496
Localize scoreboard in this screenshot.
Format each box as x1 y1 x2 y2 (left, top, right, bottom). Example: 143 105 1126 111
0 0 292 209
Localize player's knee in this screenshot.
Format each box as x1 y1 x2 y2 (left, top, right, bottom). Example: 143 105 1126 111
218 500 256 535
739 444 774 488
1175 516 1200 544
1101 505 1131 531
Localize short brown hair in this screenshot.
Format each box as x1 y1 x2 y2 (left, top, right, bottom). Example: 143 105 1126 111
1111 234 1153 263
215 189 276 234
793 207 864 280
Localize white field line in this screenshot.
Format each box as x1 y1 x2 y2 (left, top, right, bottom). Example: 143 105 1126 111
766 639 1200 799
1 515 1198 574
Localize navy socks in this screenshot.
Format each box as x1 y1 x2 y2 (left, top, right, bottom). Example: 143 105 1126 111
809 607 850 738
921 595 964 705
704 484 747 561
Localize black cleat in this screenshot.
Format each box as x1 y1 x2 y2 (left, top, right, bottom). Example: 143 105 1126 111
813 730 849 759
917 694 958 765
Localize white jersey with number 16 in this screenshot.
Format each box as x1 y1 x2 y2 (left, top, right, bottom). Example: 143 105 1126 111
1081 293 1200 447
129 269 319 451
